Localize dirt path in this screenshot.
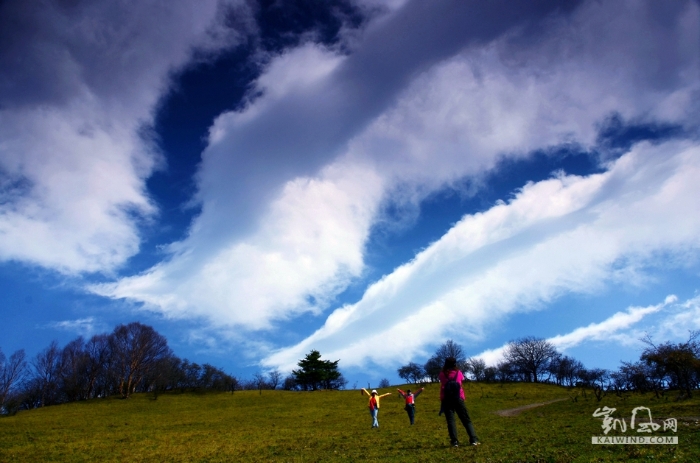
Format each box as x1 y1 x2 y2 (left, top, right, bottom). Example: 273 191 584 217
494 398 568 417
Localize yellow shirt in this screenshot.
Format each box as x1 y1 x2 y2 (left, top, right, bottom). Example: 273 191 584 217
361 388 391 408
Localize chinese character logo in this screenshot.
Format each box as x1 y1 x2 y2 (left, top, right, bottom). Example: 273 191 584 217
592 406 677 435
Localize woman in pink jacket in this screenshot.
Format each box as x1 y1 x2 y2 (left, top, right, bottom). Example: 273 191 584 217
438 357 480 447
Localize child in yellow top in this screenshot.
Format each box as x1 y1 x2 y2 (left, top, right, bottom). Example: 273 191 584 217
361 388 392 428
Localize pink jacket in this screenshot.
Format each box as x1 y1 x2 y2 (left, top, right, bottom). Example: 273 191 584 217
438 369 465 401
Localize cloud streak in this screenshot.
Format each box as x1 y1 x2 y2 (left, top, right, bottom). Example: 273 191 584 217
45 317 102 338
263 140 700 371
476 294 699 367
547 298 674 351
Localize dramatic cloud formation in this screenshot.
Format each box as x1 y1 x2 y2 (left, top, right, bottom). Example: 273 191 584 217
263 141 700 370
0 0 246 273
2 0 698 379
98 1 698 341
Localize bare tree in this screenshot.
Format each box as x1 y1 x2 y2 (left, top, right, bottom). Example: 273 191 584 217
0 348 27 411
423 339 467 382
378 378 390 388
581 368 610 401
84 334 111 398
483 366 498 382
267 370 282 390
466 357 486 381
423 356 442 383
614 361 653 392
60 337 91 402
181 360 202 390
397 362 425 384
548 354 585 387
435 340 466 367
282 374 298 391
503 337 558 383
640 331 700 398
252 372 267 394
109 322 172 398
496 360 516 382
31 341 64 406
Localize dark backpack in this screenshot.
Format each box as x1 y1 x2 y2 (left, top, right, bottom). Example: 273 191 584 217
444 373 461 401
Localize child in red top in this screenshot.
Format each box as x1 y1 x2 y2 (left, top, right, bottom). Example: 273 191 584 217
397 387 424 425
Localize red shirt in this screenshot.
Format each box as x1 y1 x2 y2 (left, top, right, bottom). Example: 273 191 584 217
369 396 378 410
397 388 423 405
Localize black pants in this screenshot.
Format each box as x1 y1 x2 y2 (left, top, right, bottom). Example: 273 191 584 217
405 404 415 424
442 398 478 445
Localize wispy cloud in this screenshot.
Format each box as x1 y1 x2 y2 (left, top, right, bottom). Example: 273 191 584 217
652 295 700 341
44 317 102 338
548 296 677 351
476 294 699 366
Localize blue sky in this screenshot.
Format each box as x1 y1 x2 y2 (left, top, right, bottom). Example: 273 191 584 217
1 0 699 387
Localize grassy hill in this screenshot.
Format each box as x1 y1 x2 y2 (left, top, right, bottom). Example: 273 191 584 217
1 382 698 462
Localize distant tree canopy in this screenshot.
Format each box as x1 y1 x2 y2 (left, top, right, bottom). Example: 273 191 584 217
503 336 558 383
397 332 699 400
640 331 700 398
423 356 442 383
0 348 26 412
291 350 345 391
397 340 469 384
5 326 699 414
423 339 467 381
1 322 239 414
110 322 172 398
465 357 487 381
397 362 425 384
548 354 584 387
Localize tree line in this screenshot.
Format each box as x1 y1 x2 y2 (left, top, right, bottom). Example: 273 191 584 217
398 333 700 399
6 323 695 415
0 324 350 415
0 322 239 414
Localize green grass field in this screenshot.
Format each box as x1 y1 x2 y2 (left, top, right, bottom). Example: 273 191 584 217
1 383 698 462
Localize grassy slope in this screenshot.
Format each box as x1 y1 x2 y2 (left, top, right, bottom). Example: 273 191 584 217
1 382 698 462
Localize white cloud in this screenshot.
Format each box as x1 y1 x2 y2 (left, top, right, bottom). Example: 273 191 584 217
547 302 670 352
93 158 384 328
46 317 101 338
90 0 700 365
0 103 157 273
263 141 700 371
0 0 245 274
474 294 699 367
653 295 700 340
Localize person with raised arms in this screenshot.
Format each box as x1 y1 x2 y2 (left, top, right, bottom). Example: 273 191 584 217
361 388 392 428
397 387 424 425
